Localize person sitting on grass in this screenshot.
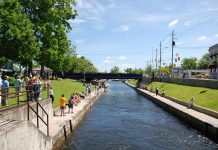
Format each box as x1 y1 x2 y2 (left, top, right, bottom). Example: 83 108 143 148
150 87 153 93
161 90 165 97
60 94 67 116
79 92 85 99
188 96 195 108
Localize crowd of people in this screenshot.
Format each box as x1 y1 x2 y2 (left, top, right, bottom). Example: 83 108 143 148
58 83 94 116
0 74 50 107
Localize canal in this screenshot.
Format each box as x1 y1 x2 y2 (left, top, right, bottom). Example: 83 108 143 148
63 81 218 150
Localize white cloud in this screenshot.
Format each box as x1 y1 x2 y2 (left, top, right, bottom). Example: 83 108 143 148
117 56 127 60
214 34 218 38
168 19 178 27
75 39 85 44
77 0 93 9
197 36 206 41
103 56 114 64
114 25 129 32
184 21 191 26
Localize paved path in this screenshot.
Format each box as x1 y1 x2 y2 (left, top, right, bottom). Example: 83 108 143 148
138 88 218 128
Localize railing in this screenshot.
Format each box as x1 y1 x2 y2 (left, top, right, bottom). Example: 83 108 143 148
0 83 50 136
27 102 49 136
0 83 50 108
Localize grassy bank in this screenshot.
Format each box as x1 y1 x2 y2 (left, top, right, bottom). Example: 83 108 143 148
47 79 94 108
1 79 92 109
147 82 218 111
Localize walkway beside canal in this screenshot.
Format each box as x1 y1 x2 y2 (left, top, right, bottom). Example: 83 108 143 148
135 87 218 141
39 89 104 150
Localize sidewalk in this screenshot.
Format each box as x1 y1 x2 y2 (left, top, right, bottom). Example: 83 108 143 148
138 88 218 127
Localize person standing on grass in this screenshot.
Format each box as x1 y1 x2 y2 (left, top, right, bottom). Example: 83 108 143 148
155 87 159 96
60 94 67 116
14 75 23 97
1 75 9 106
49 87 54 103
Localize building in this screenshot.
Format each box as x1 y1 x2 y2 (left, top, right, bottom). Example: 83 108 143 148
172 68 209 79
208 44 218 79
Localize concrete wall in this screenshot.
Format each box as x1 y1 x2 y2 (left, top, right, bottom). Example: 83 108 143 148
142 77 218 89
133 87 218 142
0 99 53 121
0 121 52 150
52 91 104 150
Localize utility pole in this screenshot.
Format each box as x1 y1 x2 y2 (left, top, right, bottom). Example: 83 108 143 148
171 30 175 73
156 48 158 72
152 48 154 68
160 42 162 70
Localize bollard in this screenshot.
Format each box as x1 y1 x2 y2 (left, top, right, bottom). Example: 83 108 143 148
69 120 73 133
63 125 67 140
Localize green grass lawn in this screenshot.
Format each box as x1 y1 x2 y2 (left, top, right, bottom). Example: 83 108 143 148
1 79 93 109
47 79 90 108
148 82 218 111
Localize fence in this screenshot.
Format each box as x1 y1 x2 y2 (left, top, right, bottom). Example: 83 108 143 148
0 82 50 108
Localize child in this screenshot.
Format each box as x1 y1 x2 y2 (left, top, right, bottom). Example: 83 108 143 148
68 94 74 113
49 87 54 103
59 94 67 116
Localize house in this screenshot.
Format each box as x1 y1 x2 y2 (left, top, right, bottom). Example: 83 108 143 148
33 66 53 76
208 44 218 79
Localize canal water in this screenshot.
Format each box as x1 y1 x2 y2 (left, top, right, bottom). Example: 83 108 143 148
63 81 218 150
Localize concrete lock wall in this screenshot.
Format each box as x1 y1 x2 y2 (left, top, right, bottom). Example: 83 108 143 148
0 99 53 121
152 77 218 89
141 77 218 89
0 121 52 150
52 91 104 150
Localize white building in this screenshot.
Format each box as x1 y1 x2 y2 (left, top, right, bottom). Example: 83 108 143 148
208 44 218 79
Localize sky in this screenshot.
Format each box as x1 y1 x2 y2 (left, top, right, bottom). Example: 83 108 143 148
67 0 218 72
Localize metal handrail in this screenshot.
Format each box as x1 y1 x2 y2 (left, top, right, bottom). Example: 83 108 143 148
28 102 49 136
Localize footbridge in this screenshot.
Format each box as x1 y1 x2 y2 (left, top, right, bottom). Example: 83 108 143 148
62 73 143 80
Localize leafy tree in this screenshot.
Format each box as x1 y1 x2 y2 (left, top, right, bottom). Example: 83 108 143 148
110 66 120 74
145 65 153 76
19 0 77 74
160 66 170 74
181 57 197 70
134 68 144 75
69 56 97 73
0 0 39 71
197 53 209 69
124 68 134 74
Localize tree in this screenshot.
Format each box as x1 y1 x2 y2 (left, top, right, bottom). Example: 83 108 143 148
124 68 134 74
19 0 77 74
197 53 209 69
145 65 153 76
181 57 197 70
110 66 120 74
0 0 39 71
69 56 97 73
